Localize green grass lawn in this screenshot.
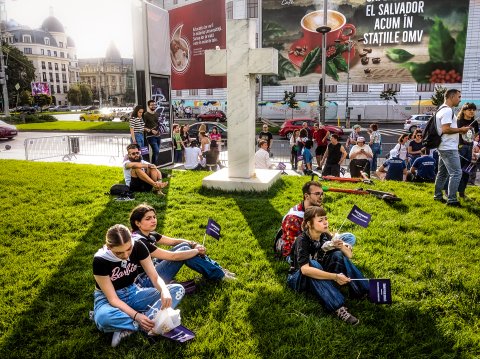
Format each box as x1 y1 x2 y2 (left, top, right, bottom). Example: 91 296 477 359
0 160 479 358
17 121 129 132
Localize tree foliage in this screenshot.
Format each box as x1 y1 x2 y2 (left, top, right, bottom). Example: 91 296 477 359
431 85 447 108
67 85 81 105
33 94 52 107
18 90 33 106
3 44 36 104
79 84 93 106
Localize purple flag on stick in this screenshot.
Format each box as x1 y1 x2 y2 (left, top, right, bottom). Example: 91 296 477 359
161 325 195 342
205 218 221 240
369 279 392 304
347 205 372 228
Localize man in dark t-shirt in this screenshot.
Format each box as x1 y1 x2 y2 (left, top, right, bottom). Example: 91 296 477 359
407 148 436 182
258 124 273 151
321 134 347 177
375 149 406 181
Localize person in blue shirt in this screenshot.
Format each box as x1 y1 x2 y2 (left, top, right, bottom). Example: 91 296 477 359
407 148 436 182
375 149 407 181
302 140 314 175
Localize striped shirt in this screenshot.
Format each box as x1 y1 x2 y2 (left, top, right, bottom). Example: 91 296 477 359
129 117 145 133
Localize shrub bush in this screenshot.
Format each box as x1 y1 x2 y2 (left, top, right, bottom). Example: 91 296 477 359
4 114 57 124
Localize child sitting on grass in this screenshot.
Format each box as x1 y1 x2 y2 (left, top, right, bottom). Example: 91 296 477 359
287 206 369 325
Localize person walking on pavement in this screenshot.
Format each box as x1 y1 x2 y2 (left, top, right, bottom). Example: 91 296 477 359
143 100 161 165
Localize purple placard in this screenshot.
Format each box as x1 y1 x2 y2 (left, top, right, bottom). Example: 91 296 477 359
347 205 372 228
369 279 392 304
161 325 195 342
205 218 221 240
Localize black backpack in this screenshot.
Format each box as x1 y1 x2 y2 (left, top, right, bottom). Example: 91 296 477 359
422 105 451 150
108 184 134 199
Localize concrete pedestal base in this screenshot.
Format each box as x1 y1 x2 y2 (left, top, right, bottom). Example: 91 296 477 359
202 168 281 192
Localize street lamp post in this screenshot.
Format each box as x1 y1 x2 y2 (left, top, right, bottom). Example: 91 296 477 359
316 25 331 125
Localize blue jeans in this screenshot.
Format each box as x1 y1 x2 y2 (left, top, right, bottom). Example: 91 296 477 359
371 143 381 171
133 132 145 148
458 144 473 194
434 149 462 203
135 244 225 287
93 283 184 333
287 259 368 312
174 149 183 163
147 136 161 165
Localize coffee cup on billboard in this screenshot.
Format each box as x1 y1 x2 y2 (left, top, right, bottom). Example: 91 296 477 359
300 10 355 50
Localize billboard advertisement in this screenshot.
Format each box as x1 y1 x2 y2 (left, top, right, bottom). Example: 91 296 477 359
169 0 226 90
262 0 469 85
31 82 50 96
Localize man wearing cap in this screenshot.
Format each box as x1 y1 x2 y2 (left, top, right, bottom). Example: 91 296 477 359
349 136 373 177
375 149 407 181
258 124 273 152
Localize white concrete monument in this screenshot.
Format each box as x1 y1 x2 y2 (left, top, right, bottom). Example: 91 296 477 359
202 19 280 192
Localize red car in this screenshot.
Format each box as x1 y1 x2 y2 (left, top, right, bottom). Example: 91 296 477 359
279 118 344 140
196 110 227 122
0 120 18 139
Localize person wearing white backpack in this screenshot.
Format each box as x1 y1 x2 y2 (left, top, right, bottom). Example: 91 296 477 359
92 224 185 347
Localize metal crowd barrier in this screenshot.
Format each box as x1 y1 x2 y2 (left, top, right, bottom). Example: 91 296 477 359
24 135 131 162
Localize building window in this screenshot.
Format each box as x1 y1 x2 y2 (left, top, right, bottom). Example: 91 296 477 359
41 49 44 55
59 41 63 48
206 89 213 95
50 85 55 94
54 51 58 57
176 90 182 96
42 72 47 81
189 89 198 96
61 64 66 71
63 85 68 93
227 1 233 19
47 50 51 56
49 73 53 81
23 48 32 54
417 83 435 92
325 85 337 93
352 84 368 92
173 0 178 4
62 74 67 82
57 85 61 93
22 35 31 43
41 61 46 69
247 0 258 18
55 73 60 82
48 62 52 70
384 83 401 92
293 86 307 93
60 52 64 58
55 63 59 70
44 37 50 45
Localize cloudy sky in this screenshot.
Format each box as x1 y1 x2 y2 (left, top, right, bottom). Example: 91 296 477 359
5 0 134 59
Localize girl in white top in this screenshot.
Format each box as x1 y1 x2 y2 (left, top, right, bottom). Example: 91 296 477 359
392 134 409 161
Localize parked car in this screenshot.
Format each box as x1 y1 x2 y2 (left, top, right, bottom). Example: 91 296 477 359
278 118 344 140
15 106 39 114
188 122 228 141
52 105 71 112
0 120 18 139
196 110 227 122
403 114 431 133
79 109 114 121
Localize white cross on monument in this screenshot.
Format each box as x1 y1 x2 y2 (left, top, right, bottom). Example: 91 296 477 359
202 19 280 192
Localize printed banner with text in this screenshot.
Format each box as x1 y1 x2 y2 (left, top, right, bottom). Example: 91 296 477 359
169 0 226 90
262 0 470 85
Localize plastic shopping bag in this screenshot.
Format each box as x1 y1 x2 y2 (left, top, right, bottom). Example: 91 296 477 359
149 307 182 335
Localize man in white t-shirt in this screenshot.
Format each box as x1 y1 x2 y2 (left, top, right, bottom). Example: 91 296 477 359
433 89 471 207
255 140 274 169
184 140 205 170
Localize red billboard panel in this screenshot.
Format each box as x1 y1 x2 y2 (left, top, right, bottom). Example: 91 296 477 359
169 0 226 90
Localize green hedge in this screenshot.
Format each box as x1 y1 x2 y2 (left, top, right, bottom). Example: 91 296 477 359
4 114 57 124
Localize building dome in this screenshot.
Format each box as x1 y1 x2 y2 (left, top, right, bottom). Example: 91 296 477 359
67 36 75 47
105 42 121 61
41 16 65 33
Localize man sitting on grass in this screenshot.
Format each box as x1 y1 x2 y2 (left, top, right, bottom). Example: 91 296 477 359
279 181 355 260
123 144 168 195
375 149 407 181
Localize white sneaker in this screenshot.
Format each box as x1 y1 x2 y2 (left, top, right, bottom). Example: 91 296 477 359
222 268 237 281
111 330 134 347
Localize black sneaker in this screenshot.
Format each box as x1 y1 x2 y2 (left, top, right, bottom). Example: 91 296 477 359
446 201 462 207
434 198 447 203
335 306 359 325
